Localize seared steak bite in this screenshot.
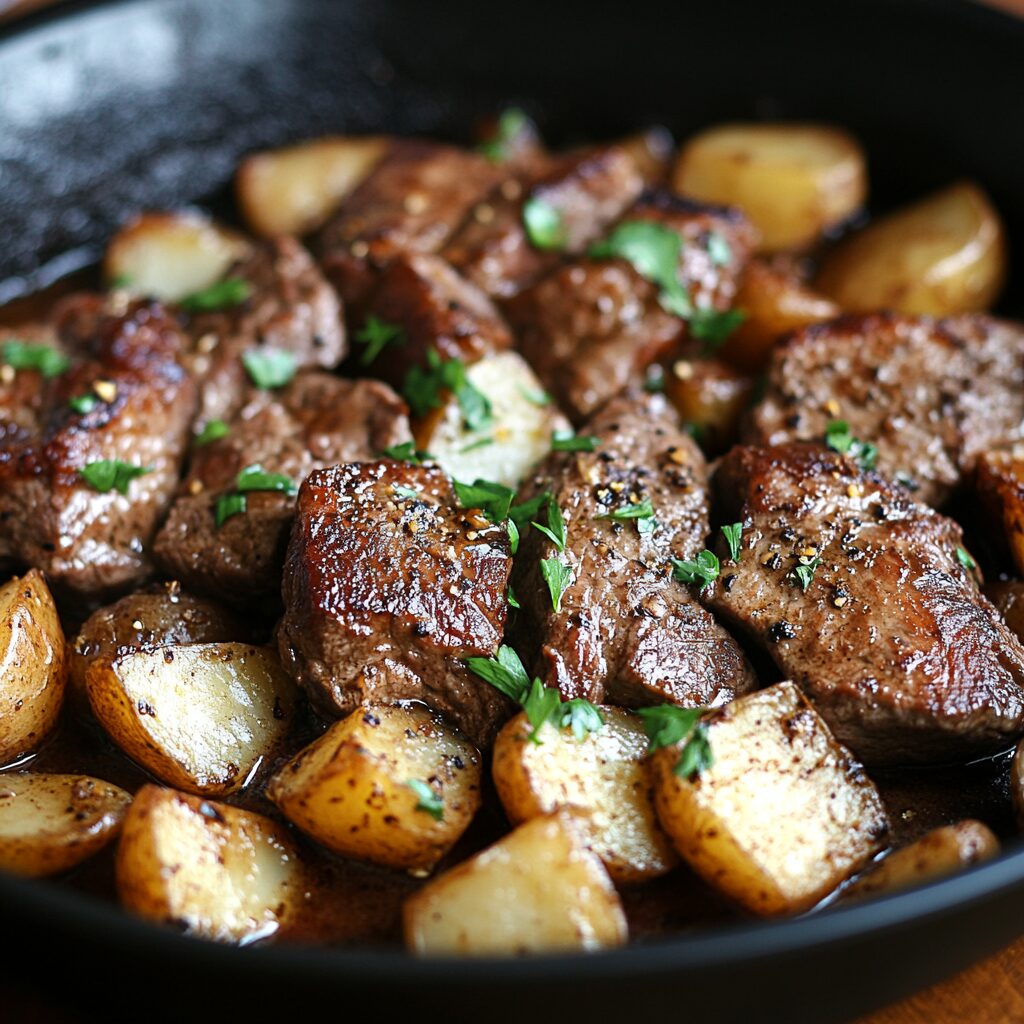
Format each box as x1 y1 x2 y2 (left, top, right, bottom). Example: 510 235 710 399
505 191 755 422
154 373 411 607
512 390 756 707
279 461 514 744
0 300 195 600
442 145 646 299
746 313 1024 508
185 236 346 430
0 322 66 442
705 442 1024 764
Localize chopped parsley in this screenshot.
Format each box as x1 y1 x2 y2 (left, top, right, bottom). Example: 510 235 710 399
956 546 977 572
517 383 551 407
403 351 493 432
595 498 655 523
671 549 720 590
214 492 247 526
215 465 297 527
825 420 878 472
509 490 551 532
707 231 733 267
242 348 296 390
459 436 495 453
506 519 520 554
522 677 563 743
179 277 252 313
68 394 98 415
507 582 521 609
2 339 69 379
540 557 572 612
531 494 566 552
691 307 746 353
194 419 228 446
355 315 405 366
478 107 530 163
78 460 151 495
636 704 713 780
721 523 743 562
465 644 532 700
393 484 419 500
551 430 600 453
643 365 666 394
789 555 821 593
522 197 566 250
453 478 515 522
561 698 605 741
406 779 444 821
381 441 433 465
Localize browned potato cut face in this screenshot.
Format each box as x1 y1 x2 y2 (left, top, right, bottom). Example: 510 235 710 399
0 773 131 877
236 135 389 236
268 704 481 872
661 357 752 456
673 123 866 251
845 820 998 900
492 707 677 883
651 681 889 916
815 181 1006 315
403 809 628 956
104 210 250 302
85 643 297 796
0 570 67 765
116 785 307 943
977 451 1024 578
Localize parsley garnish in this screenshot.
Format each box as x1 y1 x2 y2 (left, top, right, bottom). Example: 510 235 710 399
636 704 713 781
465 644 532 700
675 724 714 779
789 556 821 593
643 365 666 393
596 498 655 524
393 484 419 500
215 465 297 527
242 348 296 390
691 307 746 353
460 436 495 453
522 677 563 743
454 478 515 522
194 420 228 446
214 492 247 526
517 383 551 407
522 197 566 250
355 315 404 366
381 441 433 465
721 523 743 562
506 519 520 554
562 698 605 741
78 460 151 495
509 491 550 532
551 430 600 453
672 549 720 590
507 582 521 609
707 231 733 267
531 494 566 552
540 557 573 612
406 779 444 821
825 420 878 471
403 351 493 431
478 107 530 163
2 339 69 379
68 394 98 415
956 546 977 572
179 277 251 313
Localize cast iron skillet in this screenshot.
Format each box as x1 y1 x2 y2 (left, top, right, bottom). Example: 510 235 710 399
2 2 1024 1021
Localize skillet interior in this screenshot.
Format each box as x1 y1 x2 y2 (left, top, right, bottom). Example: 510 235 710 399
2 1 1024 1021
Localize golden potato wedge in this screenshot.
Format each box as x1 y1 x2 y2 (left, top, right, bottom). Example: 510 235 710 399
268 704 480 872
104 210 250 301
673 123 866 251
815 181 1006 315
404 809 628 956
116 785 308 943
85 643 297 797
413 350 571 488
0 772 131 877
493 707 677 883
846 821 999 901
0 570 67 765
651 681 889 916
236 135 389 237
661 357 753 456
974 451 1024 576
722 258 840 372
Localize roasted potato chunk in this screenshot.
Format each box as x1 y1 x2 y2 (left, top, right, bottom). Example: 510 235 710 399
816 182 1006 315
116 785 308 943
0 773 131 877
404 809 628 956
86 644 297 796
846 821 998 900
651 682 889 916
673 123 866 251
236 135 389 237
0 570 67 764
413 351 570 488
661 357 753 455
492 707 677 883
976 451 1024 576
268 704 480 872
104 210 250 302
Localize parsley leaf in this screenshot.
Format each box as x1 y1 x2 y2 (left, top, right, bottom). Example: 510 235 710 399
825 420 878 471
78 460 151 495
214 492 247 526
561 698 605 742
690 307 746 353
465 644 531 701
551 430 600 453
506 518 520 554
517 383 551 407
721 522 743 562
236 465 297 495
242 348 296 390
707 231 733 267
393 484 419 500
406 779 444 821
523 197 566 250
675 723 714 779
522 677 563 744
454 478 515 522
68 394 98 415
531 494 566 552
956 546 977 572
179 277 251 313
789 555 821 593
507 582 521 609
355 315 405 366
509 491 550 532
540 557 572 612
636 704 714 780
194 419 228 446
672 549 720 590
460 436 494 453
403 351 493 431
478 107 530 163
643 365 666 394
595 498 655 523
381 441 433 465
2 339 69 379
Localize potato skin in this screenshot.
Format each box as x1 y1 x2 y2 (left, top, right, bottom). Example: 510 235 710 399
977 451 1024 578
651 681 889 916
268 704 480 872
0 570 67 765
492 707 677 883
0 772 131 877
403 809 628 956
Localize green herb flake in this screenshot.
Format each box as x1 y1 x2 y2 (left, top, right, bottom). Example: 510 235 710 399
78 460 151 496
721 523 743 562
393 484 419 500
242 347 297 390
464 644 531 702
460 436 495 454
355 315 405 366
707 231 733 267
235 465 297 495
522 677 563 743
215 492 247 527
522 197 566 251
530 494 566 552
674 722 714 779
454 478 515 523
517 383 551 407
506 518 520 555
824 419 878 472
956 546 977 572
179 277 252 314
507 582 521 609
540 557 573 612
403 351 493 432
2 339 69 379
194 419 229 446
643 365 666 394
509 490 550 531
595 498 655 524
636 704 713 780
671 549 720 590
560 698 604 742
381 441 433 465
406 779 444 822
691 307 746 353
551 430 600 453
68 394 98 415
789 555 822 593
478 107 530 163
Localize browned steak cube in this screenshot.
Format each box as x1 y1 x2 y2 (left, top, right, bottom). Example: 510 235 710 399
506 192 755 422
0 300 195 601
442 145 645 299
746 313 1024 508
0 322 66 442
279 461 514 744
705 442 1024 764
153 373 412 607
512 390 755 708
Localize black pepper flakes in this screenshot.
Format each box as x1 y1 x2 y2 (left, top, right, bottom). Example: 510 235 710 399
767 620 797 642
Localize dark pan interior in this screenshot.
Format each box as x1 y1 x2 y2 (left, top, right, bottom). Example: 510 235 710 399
3 1 1024 1022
